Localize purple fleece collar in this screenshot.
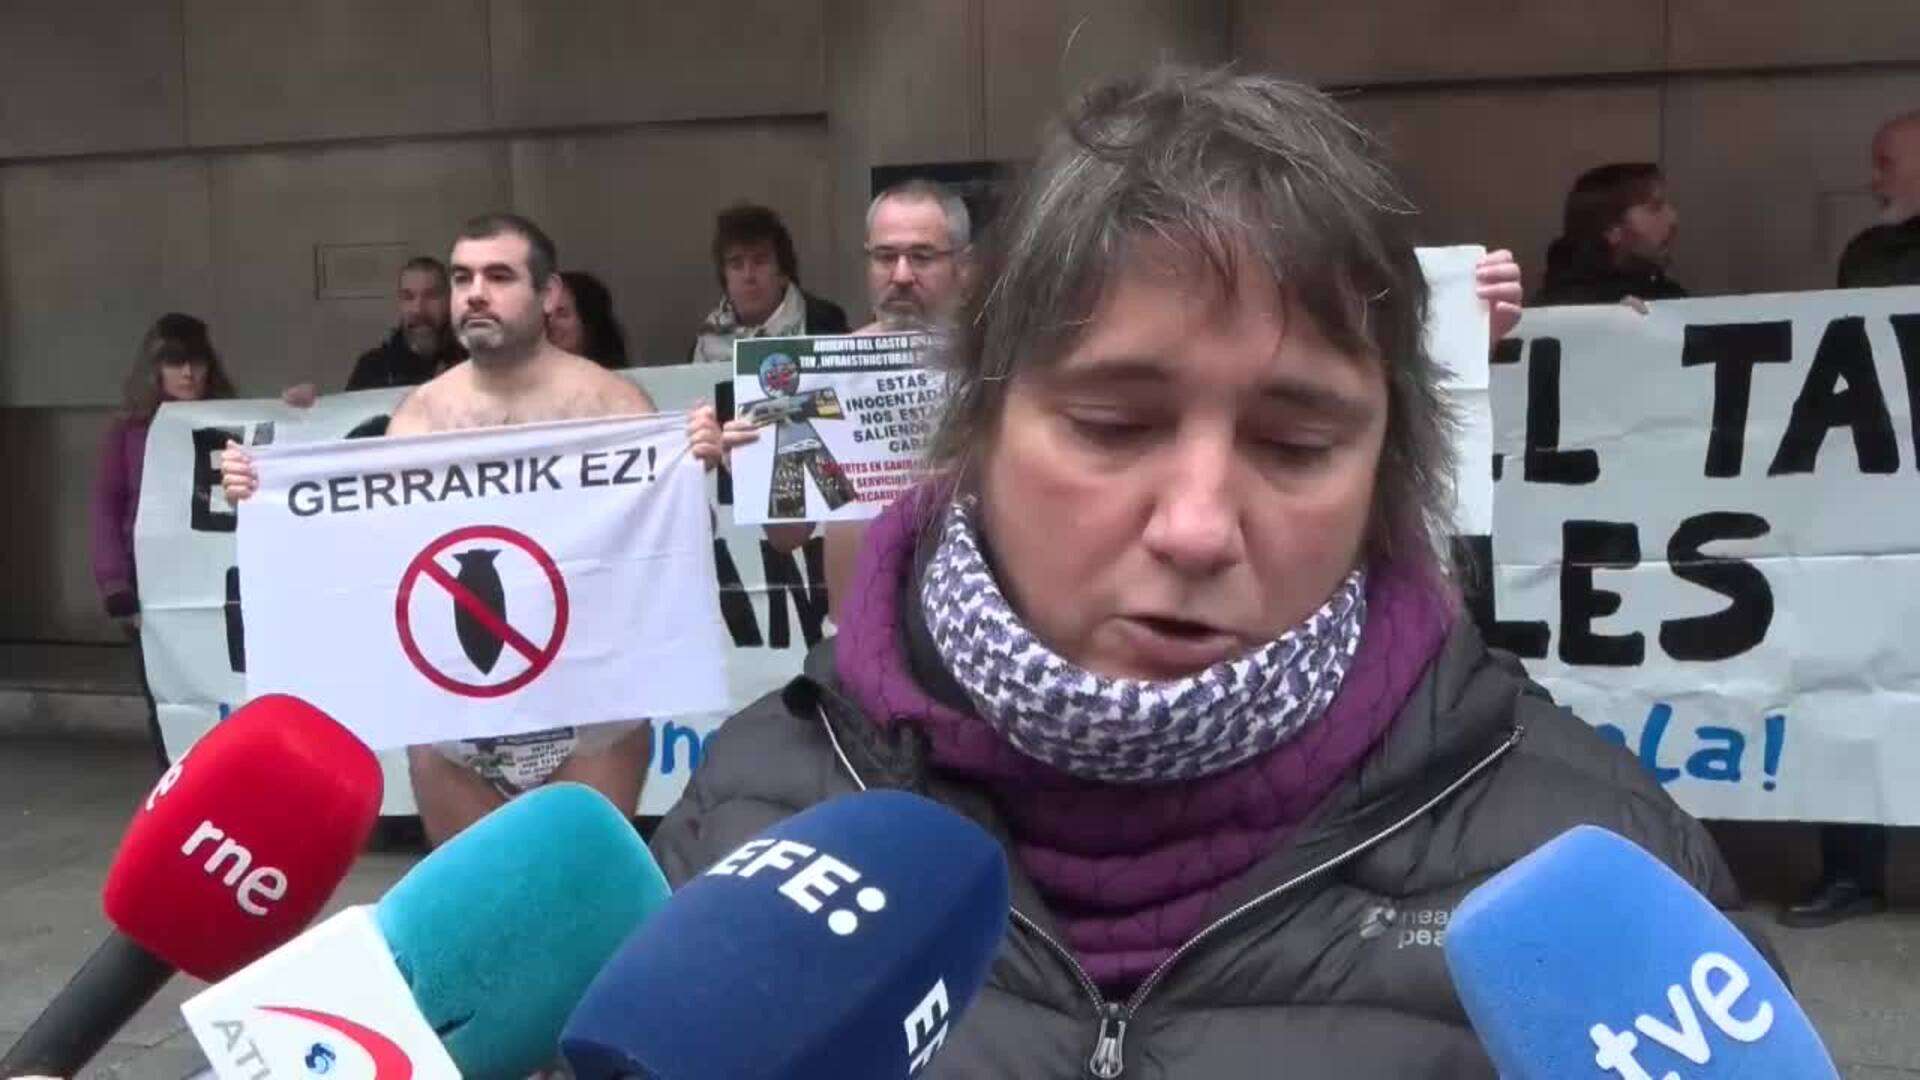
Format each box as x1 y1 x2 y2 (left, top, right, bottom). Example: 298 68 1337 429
835 485 1455 994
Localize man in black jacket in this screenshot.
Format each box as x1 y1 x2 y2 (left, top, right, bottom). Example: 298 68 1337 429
346 255 466 390
1533 163 1688 307
280 256 466 409
1787 109 1920 927
1837 110 1920 289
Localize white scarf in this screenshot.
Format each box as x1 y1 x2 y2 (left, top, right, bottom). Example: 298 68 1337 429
692 281 809 365
920 497 1367 783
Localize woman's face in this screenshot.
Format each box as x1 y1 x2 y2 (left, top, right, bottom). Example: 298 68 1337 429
1611 182 1679 267
158 354 210 402
723 242 789 327
547 282 585 355
977 249 1388 681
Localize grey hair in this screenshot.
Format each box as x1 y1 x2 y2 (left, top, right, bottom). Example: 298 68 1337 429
866 179 973 251
927 64 1456 574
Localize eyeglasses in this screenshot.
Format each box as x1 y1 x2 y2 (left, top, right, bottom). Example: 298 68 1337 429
865 246 955 271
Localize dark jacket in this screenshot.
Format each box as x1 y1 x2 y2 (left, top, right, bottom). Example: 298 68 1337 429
653 623 1764 1079
1838 216 1920 288
1533 259 1690 307
345 328 462 391
802 290 851 335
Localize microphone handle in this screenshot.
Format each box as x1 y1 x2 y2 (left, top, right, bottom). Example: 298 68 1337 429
0 933 175 1076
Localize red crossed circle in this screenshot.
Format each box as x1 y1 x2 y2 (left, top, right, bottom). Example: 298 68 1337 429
394 525 569 698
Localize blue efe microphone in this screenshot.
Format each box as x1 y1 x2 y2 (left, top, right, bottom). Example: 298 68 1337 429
376 782 672 1078
562 790 1011 1079
1444 825 1837 1079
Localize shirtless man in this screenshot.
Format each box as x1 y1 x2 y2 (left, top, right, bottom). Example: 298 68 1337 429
223 213 729 846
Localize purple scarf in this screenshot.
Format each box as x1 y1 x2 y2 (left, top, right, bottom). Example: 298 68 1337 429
836 486 1456 996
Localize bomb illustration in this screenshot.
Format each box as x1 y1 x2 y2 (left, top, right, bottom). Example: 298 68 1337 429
452 548 507 674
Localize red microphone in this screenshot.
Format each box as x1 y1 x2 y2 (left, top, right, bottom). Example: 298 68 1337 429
0 694 382 1077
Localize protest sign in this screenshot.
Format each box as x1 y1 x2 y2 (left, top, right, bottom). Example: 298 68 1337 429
729 332 938 524
1418 246 1493 535
238 413 726 749
1485 286 1920 824
136 364 829 816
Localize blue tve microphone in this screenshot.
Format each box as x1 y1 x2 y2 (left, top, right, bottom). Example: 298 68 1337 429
562 790 1011 1079
1444 825 1838 1079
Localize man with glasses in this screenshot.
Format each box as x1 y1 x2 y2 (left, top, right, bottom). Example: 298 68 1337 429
751 179 975 619
856 179 973 333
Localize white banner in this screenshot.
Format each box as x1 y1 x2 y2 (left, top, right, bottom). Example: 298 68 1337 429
239 414 725 749
1487 286 1920 824
136 364 829 816
730 332 938 524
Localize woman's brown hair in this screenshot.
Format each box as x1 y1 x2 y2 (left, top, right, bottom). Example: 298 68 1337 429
121 312 236 422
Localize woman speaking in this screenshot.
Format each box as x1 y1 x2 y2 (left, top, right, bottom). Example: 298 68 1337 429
658 65 1748 1078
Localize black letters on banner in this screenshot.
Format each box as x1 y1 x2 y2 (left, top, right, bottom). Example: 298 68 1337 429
1490 339 1518 482
1526 338 1599 484
1449 535 1550 659
1503 338 1600 485
712 538 763 647
760 537 830 650
1559 520 1645 666
1680 321 1792 478
190 426 241 532
710 535 831 651
224 566 245 674
190 422 274 532
713 379 735 506
1660 512 1774 662
1888 314 1920 470
1767 316 1898 475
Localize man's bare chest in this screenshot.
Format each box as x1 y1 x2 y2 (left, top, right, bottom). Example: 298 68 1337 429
420 389 619 432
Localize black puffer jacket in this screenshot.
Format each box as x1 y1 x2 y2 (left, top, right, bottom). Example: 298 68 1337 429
653 623 1764 1079
345 327 462 391
1533 259 1690 306
1839 216 1920 288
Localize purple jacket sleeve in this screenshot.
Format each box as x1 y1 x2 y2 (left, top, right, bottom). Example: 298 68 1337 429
91 419 138 613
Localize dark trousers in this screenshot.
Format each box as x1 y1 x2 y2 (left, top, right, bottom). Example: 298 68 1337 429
132 634 170 773
1818 823 1888 893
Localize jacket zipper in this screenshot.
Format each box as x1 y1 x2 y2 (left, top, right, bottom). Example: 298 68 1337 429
1118 723 1524 1017
816 705 1123 1057
817 701 1523 1078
